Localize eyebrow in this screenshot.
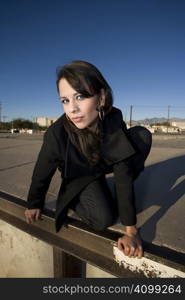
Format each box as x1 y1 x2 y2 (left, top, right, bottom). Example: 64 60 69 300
59 92 79 99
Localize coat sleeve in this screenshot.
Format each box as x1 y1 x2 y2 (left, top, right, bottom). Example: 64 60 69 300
27 128 60 210
113 158 137 226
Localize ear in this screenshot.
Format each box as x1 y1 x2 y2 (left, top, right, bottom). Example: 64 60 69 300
100 89 106 106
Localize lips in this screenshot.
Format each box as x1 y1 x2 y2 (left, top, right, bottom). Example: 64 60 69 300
71 117 84 122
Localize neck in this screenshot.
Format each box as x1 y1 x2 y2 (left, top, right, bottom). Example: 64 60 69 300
87 117 99 133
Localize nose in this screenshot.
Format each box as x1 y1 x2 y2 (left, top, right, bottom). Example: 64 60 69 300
68 100 79 113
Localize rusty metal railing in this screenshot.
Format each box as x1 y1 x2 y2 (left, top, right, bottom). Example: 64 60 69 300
0 190 185 278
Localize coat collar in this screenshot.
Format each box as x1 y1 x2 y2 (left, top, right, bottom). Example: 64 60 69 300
99 106 137 165
60 106 137 177
100 106 124 134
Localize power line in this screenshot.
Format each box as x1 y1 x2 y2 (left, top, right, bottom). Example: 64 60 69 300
122 105 185 108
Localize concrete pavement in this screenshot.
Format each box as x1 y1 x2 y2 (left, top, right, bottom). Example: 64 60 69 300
0 133 184 254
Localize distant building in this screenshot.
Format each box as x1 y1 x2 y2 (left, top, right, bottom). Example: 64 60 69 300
34 117 58 127
152 125 181 133
19 129 33 134
171 121 185 130
140 124 155 133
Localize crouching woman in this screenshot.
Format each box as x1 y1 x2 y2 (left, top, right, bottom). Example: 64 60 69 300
25 60 152 259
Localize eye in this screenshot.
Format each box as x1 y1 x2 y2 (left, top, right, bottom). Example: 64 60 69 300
61 98 69 104
76 95 84 100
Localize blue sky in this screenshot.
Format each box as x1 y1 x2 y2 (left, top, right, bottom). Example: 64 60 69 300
1 0 185 121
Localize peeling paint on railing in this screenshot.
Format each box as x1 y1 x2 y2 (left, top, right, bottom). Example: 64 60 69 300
113 246 185 278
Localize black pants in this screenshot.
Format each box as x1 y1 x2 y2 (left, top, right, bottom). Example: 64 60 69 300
69 126 152 231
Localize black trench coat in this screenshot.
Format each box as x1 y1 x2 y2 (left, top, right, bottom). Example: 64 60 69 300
27 106 139 232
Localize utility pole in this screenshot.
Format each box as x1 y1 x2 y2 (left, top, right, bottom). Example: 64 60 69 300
129 105 133 127
167 105 170 133
124 110 127 123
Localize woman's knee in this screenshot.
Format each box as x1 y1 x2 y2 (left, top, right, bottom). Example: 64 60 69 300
73 200 115 231
128 126 152 158
128 126 152 145
91 214 116 231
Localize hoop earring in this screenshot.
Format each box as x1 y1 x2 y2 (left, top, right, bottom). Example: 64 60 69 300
98 106 105 121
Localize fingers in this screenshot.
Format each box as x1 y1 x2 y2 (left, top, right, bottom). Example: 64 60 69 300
135 237 144 258
117 238 125 251
124 245 130 256
123 245 136 257
118 238 134 257
137 245 143 259
25 210 32 224
35 209 41 221
117 236 144 258
24 209 41 224
128 246 136 257
123 245 142 258
133 245 143 258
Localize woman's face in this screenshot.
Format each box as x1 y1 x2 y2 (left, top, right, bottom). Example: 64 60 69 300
58 78 105 129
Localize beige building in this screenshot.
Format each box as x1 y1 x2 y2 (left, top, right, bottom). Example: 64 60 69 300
152 125 181 133
171 121 185 130
34 117 58 127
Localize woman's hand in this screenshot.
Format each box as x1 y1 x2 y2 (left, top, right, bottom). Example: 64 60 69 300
117 232 143 258
25 209 42 224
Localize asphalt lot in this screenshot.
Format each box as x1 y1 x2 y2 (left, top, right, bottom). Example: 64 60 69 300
0 133 185 254
1 132 185 147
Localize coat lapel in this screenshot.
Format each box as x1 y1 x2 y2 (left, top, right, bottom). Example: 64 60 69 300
101 127 137 165
99 106 137 165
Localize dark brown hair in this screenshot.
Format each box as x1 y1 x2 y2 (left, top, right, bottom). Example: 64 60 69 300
56 60 114 167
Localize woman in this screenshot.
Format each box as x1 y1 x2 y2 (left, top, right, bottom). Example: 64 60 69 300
25 60 152 259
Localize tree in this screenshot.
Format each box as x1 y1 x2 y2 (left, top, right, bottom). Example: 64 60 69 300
151 122 170 127
0 118 42 130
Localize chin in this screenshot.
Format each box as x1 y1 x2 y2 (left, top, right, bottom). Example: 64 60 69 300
73 123 87 129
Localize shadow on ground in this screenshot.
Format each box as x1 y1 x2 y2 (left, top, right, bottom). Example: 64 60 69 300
46 155 185 245
133 155 185 243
